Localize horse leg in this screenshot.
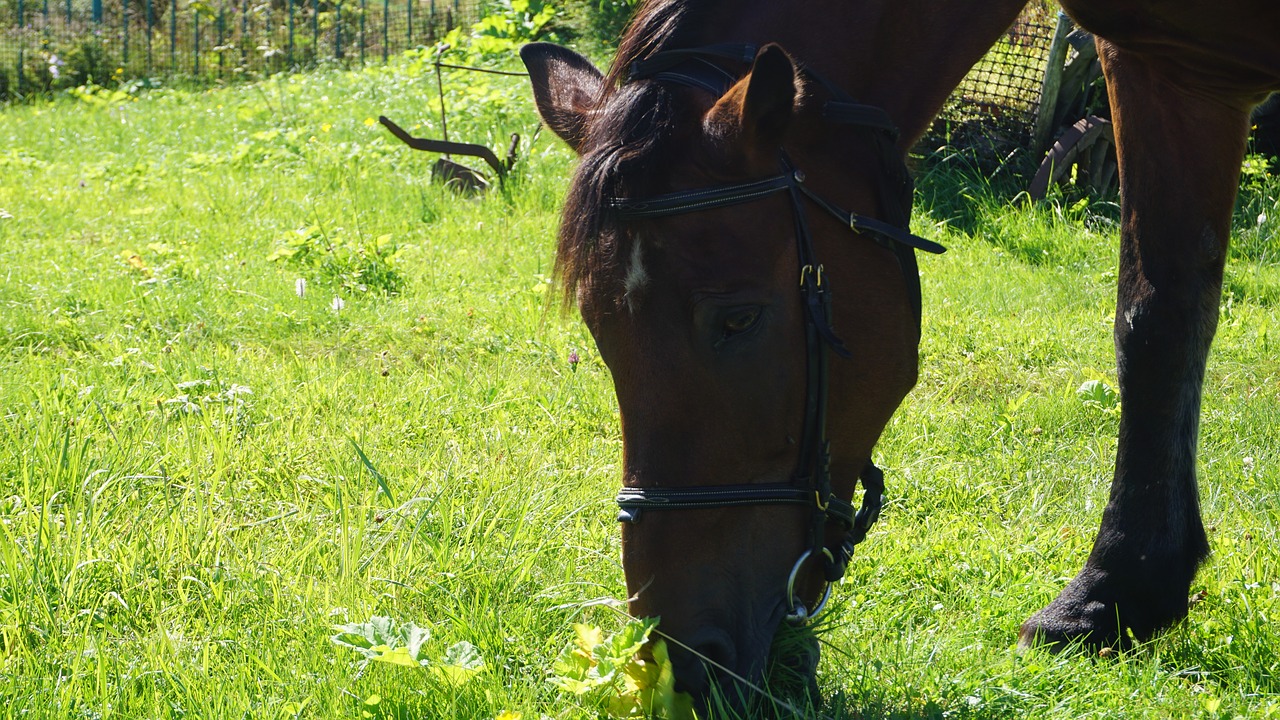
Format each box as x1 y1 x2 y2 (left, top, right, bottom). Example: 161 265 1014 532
1020 39 1254 648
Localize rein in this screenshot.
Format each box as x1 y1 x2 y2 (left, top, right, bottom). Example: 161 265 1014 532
607 45 945 624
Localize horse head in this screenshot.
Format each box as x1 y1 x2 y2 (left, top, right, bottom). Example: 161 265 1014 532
524 39 928 704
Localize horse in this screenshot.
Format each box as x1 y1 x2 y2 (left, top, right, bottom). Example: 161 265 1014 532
521 0 1280 708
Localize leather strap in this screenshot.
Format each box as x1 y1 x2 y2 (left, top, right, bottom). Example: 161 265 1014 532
617 483 856 528
610 175 791 218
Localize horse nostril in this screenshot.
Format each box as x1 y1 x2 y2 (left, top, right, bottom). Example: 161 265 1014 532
670 632 738 696
694 635 737 675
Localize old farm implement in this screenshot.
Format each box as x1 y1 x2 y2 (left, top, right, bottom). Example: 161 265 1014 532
379 46 529 192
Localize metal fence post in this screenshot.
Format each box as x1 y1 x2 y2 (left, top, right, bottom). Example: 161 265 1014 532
195 11 201 76
170 0 177 72
359 0 365 64
123 0 130 70
217 6 225 78
380 0 387 62
406 0 411 47
146 0 154 72
287 0 294 67
241 0 248 70
16 0 22 97
310 0 317 66
92 0 101 23
334 0 341 60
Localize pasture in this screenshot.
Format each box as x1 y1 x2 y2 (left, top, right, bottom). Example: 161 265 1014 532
1 52 1279 718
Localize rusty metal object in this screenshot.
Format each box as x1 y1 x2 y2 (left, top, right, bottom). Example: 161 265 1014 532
378 115 520 191
380 48 528 192
1029 114 1116 200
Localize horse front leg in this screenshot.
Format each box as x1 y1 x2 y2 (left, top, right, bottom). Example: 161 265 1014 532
1019 39 1255 649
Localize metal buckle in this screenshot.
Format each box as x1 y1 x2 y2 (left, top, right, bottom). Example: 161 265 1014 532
799 264 826 289
813 491 829 512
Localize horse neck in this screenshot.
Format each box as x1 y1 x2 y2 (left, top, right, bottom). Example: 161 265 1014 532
687 0 1032 148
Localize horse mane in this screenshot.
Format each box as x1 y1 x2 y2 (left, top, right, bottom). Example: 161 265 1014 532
554 0 717 309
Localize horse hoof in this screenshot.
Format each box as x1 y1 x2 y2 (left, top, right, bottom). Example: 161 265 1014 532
1017 598 1126 653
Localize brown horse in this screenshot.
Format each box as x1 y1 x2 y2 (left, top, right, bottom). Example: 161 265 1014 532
522 0 1280 707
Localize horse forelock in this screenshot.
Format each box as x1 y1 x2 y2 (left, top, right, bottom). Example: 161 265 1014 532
554 0 717 312
555 82 678 311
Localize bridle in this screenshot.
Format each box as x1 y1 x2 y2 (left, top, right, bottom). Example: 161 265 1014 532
605 44 945 624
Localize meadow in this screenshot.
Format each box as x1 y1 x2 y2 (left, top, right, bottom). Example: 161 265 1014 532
1 49 1279 718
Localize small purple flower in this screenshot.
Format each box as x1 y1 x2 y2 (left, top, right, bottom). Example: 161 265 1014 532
568 350 580 370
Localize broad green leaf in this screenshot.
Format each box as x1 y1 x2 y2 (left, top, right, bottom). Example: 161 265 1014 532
431 641 484 684
572 623 604 656
331 616 430 665
371 645 425 668
1077 379 1119 410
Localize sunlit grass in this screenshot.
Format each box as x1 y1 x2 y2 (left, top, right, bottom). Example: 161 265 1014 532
1 57 1278 719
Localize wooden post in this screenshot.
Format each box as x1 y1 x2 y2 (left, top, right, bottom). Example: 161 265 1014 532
1033 11 1072 156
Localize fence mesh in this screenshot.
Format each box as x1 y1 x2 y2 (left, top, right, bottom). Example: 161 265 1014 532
920 3 1059 162
8 0 1084 172
2 0 486 97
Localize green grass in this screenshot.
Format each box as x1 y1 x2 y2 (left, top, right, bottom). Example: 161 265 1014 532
1 57 1278 719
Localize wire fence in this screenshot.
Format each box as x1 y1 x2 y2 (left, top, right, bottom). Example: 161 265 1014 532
1 0 487 97
921 2 1060 164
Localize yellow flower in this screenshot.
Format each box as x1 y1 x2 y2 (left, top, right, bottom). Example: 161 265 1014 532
494 713 522 720
321 123 332 133
363 117 376 127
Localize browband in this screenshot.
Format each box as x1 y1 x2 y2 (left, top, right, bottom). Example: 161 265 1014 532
610 171 946 255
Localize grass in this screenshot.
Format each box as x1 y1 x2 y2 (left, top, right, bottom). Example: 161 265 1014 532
0 54 1278 719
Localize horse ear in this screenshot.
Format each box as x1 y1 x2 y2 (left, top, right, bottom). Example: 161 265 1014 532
707 44 798 150
521 42 605 154
743 44 799 143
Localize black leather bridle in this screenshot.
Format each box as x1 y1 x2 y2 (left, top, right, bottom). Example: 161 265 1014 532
607 44 944 623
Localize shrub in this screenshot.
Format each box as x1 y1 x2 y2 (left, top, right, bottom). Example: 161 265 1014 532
556 0 639 43
63 35 113 86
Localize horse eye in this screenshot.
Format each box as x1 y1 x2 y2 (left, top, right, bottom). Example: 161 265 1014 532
723 308 761 337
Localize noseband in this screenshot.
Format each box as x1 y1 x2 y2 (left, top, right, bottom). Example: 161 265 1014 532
608 44 945 624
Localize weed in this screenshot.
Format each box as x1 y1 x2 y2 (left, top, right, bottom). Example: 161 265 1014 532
268 226 406 296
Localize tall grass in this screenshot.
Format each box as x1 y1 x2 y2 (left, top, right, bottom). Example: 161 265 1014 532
0 56 1278 718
